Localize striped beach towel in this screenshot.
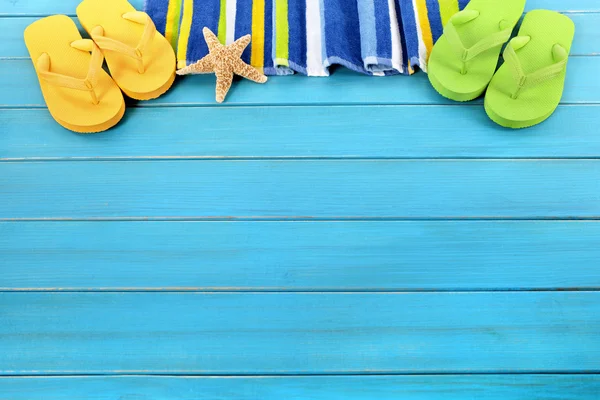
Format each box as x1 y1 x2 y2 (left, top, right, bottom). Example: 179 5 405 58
145 0 468 76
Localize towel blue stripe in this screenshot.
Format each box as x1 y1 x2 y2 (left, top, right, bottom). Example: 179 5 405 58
235 0 253 63
319 0 327 71
357 0 377 62
398 0 419 69
287 0 307 74
186 0 221 64
263 0 274 72
322 0 364 73
375 0 392 61
145 0 169 35
270 0 277 71
394 0 408 69
425 0 444 42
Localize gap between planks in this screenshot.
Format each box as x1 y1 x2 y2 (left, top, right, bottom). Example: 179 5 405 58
6 156 600 162
5 216 600 222
2 288 599 293
3 371 600 377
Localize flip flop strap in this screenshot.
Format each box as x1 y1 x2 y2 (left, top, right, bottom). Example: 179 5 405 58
444 10 513 74
36 39 104 105
503 40 568 99
91 11 156 74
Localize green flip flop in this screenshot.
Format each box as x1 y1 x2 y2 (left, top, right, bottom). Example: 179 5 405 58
428 0 526 102
484 10 575 129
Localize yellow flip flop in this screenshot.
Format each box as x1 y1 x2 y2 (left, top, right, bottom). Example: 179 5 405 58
24 15 125 133
77 0 176 100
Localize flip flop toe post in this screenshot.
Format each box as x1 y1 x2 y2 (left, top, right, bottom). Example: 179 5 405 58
24 15 125 133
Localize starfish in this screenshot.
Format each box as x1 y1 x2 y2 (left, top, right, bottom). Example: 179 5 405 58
176 27 268 103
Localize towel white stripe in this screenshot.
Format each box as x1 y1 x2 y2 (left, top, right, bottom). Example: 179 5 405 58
388 0 404 73
306 0 327 76
226 0 237 44
411 0 428 71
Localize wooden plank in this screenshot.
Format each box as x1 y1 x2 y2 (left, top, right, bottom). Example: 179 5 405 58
1 56 598 107
3 13 598 58
3 160 600 219
2 221 600 291
571 13 600 55
0 0 597 16
1 292 599 373
1 375 599 400
2 105 600 160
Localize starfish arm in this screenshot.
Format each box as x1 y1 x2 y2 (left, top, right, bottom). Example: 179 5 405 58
176 56 214 75
227 34 251 58
233 59 268 83
215 68 234 103
203 27 222 51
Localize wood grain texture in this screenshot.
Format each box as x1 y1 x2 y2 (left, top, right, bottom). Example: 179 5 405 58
0 0 596 15
1 56 598 107
1 375 599 400
2 13 598 58
3 160 600 219
2 105 600 160
570 13 600 55
1 292 599 374
2 221 600 291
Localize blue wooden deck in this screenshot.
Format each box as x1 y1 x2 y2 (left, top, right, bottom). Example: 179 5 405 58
1 0 599 398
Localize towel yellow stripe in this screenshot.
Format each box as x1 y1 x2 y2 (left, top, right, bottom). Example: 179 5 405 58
250 0 265 71
165 0 183 49
275 0 289 66
438 0 459 26
217 0 227 44
177 0 194 69
415 0 433 59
